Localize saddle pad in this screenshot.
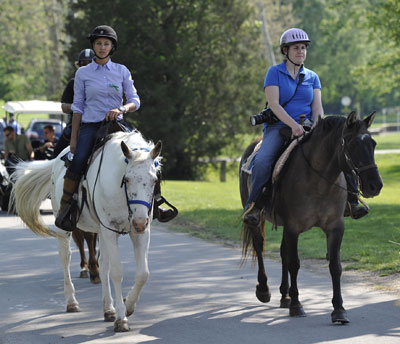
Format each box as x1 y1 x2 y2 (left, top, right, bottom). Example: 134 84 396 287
241 141 262 175
272 135 304 183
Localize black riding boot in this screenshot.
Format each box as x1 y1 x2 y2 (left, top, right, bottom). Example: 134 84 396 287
153 179 178 223
344 172 369 219
55 170 81 231
243 186 269 226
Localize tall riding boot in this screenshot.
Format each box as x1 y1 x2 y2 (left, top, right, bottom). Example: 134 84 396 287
344 172 369 219
244 186 269 226
153 178 178 223
55 171 81 231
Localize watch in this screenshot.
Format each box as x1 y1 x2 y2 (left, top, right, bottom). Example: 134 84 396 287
118 105 127 114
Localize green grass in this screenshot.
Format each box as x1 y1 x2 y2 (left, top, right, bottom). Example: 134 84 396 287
162 154 400 276
374 132 400 150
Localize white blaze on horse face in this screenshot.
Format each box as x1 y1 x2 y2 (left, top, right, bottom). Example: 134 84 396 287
125 155 158 233
360 133 371 141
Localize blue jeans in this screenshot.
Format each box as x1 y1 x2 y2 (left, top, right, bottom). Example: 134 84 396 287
68 122 102 176
246 122 287 208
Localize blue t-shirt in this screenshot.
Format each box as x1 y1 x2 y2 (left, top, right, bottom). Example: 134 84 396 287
264 61 321 124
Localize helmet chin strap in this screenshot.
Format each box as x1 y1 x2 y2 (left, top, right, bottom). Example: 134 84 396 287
286 52 301 67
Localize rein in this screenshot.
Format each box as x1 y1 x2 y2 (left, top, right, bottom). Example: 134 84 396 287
298 127 377 198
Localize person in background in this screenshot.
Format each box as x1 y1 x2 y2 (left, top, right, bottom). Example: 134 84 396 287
54 49 95 158
7 114 22 135
35 125 58 160
3 126 33 174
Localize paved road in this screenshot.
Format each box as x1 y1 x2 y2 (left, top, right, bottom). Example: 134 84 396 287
0 207 399 344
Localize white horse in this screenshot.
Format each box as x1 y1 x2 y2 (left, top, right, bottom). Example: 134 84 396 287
10 130 162 332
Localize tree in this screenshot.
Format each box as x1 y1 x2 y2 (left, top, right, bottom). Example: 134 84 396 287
0 0 67 101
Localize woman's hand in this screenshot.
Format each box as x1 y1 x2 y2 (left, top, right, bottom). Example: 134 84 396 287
291 122 305 137
105 108 121 121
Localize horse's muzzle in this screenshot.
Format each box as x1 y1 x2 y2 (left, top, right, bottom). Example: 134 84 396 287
132 217 149 233
361 173 383 198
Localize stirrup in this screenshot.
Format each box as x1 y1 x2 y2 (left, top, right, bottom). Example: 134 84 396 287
55 198 79 231
243 203 261 226
154 196 178 223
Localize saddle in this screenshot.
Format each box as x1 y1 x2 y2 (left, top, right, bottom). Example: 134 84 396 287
241 121 312 181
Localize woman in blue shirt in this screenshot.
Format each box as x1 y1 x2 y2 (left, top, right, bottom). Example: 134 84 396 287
244 28 323 225
56 25 177 231
244 28 368 225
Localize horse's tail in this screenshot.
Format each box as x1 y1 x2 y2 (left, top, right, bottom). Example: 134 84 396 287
10 160 56 237
239 136 265 264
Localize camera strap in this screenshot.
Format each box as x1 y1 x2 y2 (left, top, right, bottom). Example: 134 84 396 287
265 73 304 109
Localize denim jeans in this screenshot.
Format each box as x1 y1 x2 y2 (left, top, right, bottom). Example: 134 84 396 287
68 122 102 176
246 122 287 208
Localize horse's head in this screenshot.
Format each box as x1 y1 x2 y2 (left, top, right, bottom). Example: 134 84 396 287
121 140 162 233
342 111 383 198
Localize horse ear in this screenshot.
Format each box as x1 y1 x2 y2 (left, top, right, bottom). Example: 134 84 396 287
363 111 376 128
121 141 132 159
151 140 162 159
346 111 357 127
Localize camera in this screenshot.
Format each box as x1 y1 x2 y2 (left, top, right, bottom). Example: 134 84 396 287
250 107 278 126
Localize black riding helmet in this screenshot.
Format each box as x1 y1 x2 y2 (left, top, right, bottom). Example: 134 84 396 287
77 49 95 66
87 25 118 58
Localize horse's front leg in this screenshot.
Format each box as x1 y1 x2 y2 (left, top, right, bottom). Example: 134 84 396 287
100 230 129 332
57 234 80 312
279 237 291 308
251 224 271 303
125 228 150 317
98 233 116 323
283 227 306 317
326 221 349 324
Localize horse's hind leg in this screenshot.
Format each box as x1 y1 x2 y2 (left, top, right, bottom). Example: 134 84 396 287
84 232 100 284
326 223 349 324
279 237 291 308
72 229 89 278
58 234 80 312
283 227 306 317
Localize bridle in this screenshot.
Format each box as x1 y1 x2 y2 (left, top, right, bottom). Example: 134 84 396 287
299 126 377 197
90 145 156 235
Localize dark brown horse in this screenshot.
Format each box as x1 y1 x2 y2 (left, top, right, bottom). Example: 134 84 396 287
239 112 383 324
72 229 100 284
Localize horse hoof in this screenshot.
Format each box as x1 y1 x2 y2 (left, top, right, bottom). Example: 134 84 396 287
79 270 89 278
280 296 291 308
104 311 116 322
66 303 80 313
289 305 306 317
126 308 134 317
90 275 101 284
255 285 271 303
114 319 130 332
331 309 350 324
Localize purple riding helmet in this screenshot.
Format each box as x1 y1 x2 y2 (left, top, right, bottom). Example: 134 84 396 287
280 28 310 54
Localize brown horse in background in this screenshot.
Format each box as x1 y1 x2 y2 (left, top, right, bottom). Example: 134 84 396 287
72 229 100 284
239 112 383 324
